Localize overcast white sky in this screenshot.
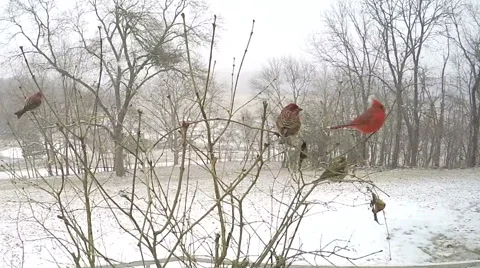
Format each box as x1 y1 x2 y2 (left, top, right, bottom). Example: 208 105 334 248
0 0 334 95
204 0 334 96
208 0 332 72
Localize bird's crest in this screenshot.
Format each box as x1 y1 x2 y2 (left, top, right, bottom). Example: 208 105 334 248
368 94 376 104
372 99 385 111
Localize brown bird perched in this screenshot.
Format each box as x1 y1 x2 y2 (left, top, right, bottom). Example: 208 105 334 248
276 103 302 144
14 91 44 119
313 155 348 183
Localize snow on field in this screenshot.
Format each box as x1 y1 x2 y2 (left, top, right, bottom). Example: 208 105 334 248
0 146 23 159
0 163 479 267
0 168 51 180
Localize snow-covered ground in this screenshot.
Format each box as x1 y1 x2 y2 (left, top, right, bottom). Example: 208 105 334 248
0 147 23 159
0 163 479 268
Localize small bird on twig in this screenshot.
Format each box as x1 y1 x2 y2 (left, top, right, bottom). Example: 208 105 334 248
276 103 302 145
370 192 386 224
14 91 44 119
313 155 348 183
329 98 386 134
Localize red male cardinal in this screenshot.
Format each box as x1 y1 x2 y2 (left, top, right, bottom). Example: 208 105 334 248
276 103 303 144
329 99 386 134
14 91 44 119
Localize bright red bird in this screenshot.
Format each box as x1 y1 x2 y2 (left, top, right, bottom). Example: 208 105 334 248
276 103 303 144
329 99 386 134
14 91 44 119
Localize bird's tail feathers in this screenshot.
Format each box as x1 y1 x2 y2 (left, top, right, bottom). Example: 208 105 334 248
329 123 352 130
278 136 295 146
278 136 292 145
14 109 25 119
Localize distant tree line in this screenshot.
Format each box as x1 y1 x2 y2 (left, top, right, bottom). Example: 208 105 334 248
252 0 480 168
0 0 479 174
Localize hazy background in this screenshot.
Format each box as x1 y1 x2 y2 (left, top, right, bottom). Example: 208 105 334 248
0 0 332 97
0 0 478 172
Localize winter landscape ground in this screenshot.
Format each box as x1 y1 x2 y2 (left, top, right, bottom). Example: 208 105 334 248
0 160 479 268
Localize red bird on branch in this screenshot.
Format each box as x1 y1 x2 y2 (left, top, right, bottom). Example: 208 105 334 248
276 103 303 144
14 91 44 119
329 99 386 134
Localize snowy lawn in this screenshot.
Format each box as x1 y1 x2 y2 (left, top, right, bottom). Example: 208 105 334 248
0 163 479 267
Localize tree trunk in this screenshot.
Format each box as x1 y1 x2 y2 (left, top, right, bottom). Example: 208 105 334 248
64 81 70 175
113 125 126 176
64 132 70 175
409 122 421 166
170 101 180 166
466 108 479 167
45 136 53 176
391 90 403 168
173 149 179 166
360 136 368 165
171 131 179 166
370 137 377 166
427 133 435 166
281 151 287 168
466 75 480 167
267 132 271 160
378 129 387 166
433 68 447 167
433 114 444 168
403 112 413 166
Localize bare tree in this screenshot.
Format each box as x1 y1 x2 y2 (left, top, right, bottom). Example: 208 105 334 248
366 0 416 168
4 0 210 176
251 56 314 109
311 0 382 165
281 56 315 104
401 0 452 167
140 72 198 165
450 1 480 167
431 32 450 167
